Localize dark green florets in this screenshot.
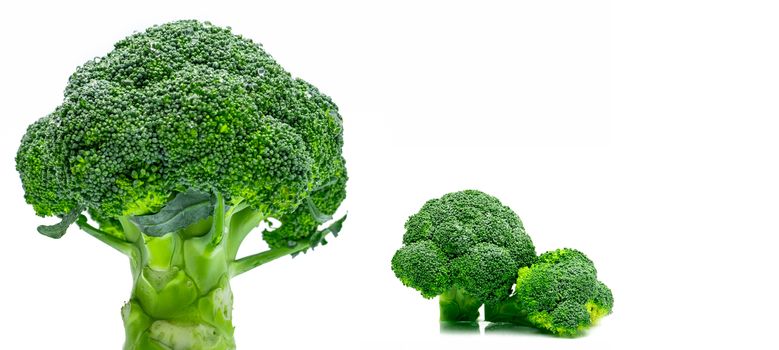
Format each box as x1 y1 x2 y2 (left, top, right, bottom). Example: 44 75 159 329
392 191 613 333
391 190 536 302
17 114 76 216
512 248 613 336
451 243 517 302
16 20 346 245
262 172 346 249
391 241 450 298
431 219 475 257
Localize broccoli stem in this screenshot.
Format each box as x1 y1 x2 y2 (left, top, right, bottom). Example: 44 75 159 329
78 198 264 349
120 230 234 349
76 215 137 257
229 240 312 277
484 297 533 326
123 274 235 350
74 193 335 348
439 286 482 322
225 207 265 261
210 193 226 245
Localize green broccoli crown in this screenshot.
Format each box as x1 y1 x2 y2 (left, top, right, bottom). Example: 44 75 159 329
16 20 346 246
514 248 613 336
391 190 536 301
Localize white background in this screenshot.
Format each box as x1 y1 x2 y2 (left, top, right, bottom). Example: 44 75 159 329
1 1 778 349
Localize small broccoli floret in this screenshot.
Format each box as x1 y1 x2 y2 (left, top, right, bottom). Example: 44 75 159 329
391 190 536 321
262 171 347 249
485 248 614 336
391 241 450 298
16 114 75 217
588 280 614 323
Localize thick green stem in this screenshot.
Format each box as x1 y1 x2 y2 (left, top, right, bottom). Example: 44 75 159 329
439 286 483 322
118 197 237 350
123 274 234 350
122 225 234 349
84 191 323 349
484 296 532 326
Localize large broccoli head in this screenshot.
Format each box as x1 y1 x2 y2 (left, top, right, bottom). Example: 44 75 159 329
16 20 346 247
391 190 536 306
15 20 348 349
511 248 614 336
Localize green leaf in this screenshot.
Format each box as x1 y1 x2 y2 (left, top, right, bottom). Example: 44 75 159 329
308 231 325 250
37 206 84 239
323 214 347 237
305 198 332 224
309 214 347 249
311 177 338 192
130 190 214 237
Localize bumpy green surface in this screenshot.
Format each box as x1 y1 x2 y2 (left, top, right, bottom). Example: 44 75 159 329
16 20 346 234
391 190 536 321
485 248 614 336
16 20 348 349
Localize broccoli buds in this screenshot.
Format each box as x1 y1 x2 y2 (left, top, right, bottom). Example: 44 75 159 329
391 190 613 336
391 190 537 321
16 20 346 227
485 248 614 336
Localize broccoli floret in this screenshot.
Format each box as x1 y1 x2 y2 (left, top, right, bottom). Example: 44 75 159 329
16 20 347 350
391 241 451 298
485 248 614 336
391 190 536 321
263 173 347 249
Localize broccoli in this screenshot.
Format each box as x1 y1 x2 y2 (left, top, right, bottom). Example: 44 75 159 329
485 248 614 336
16 20 347 350
391 190 537 322
391 191 614 336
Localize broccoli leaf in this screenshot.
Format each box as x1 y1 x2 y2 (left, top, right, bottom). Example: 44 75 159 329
322 213 347 238
130 190 214 237
37 206 84 238
309 213 347 249
305 197 333 224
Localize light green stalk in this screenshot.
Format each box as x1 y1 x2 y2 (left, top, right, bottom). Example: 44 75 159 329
78 195 317 350
484 296 533 326
439 286 483 322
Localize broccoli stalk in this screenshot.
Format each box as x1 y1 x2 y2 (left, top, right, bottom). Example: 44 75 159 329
16 20 347 350
439 286 483 322
94 192 344 350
